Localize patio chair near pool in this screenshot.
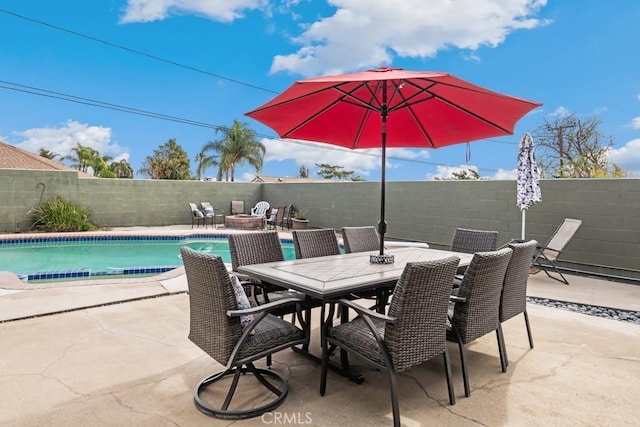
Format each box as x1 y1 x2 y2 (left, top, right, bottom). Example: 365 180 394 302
188 203 209 229
180 247 306 420
231 200 245 215
532 218 582 285
200 202 225 229
341 226 430 254
320 257 460 427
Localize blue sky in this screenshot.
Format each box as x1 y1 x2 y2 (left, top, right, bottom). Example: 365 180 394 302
1 1 639 181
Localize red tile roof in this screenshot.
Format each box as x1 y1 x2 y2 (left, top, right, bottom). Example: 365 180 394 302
0 140 88 175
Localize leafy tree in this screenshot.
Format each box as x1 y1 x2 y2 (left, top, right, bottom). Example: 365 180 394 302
299 165 309 178
109 159 134 178
434 168 481 180
138 139 191 180
532 113 626 178
315 163 363 180
202 120 265 182
38 148 62 160
66 143 98 173
194 148 219 181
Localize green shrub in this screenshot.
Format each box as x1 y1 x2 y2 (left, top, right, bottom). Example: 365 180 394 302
29 196 97 232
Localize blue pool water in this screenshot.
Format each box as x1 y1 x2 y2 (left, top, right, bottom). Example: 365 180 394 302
0 235 296 281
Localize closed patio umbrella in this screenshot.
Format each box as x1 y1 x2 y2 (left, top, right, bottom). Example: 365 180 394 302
516 133 542 239
246 67 542 262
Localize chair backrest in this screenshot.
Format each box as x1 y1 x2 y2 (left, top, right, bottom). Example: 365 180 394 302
385 257 460 372
275 206 286 223
500 240 538 322
251 201 270 216
181 247 243 365
451 247 513 344
543 218 582 261
451 228 499 254
267 208 278 222
228 231 284 271
231 200 245 215
188 203 203 217
341 226 380 253
292 229 340 259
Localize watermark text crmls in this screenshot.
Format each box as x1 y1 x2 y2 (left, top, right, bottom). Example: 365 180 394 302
261 411 313 424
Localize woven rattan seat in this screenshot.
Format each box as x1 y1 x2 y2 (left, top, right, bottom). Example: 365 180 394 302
181 247 306 420
447 247 513 397
320 257 460 427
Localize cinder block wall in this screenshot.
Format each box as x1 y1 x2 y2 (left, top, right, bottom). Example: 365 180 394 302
1 170 638 280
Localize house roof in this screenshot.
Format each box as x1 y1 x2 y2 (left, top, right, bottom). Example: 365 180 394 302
0 140 90 176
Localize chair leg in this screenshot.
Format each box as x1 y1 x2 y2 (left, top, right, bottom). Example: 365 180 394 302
450 325 470 397
443 349 456 405
496 325 508 372
386 370 401 427
524 311 534 348
194 363 289 420
320 304 329 396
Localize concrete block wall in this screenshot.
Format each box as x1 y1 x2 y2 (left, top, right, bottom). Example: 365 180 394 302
1 170 638 280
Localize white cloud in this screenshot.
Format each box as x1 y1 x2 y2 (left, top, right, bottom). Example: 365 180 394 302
261 137 430 176
13 120 129 161
426 164 480 180
629 117 640 130
271 0 548 76
119 0 266 23
608 138 640 170
492 168 517 180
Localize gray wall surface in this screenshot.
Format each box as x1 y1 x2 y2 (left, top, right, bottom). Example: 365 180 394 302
1 170 639 280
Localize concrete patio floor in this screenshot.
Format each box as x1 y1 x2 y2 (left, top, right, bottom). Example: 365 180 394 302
1 227 639 426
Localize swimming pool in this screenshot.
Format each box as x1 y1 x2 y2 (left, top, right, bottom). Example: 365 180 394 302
0 234 296 282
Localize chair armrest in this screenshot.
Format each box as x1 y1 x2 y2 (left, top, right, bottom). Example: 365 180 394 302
449 295 467 304
329 298 396 323
536 245 560 254
227 296 305 317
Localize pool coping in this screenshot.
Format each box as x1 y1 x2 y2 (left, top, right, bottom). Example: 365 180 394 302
0 227 295 290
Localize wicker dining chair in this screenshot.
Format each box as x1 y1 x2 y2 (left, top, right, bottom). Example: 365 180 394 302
320 257 460 427
341 226 380 253
181 247 307 420
451 228 499 275
228 232 301 314
447 247 513 397
498 239 538 367
292 228 341 259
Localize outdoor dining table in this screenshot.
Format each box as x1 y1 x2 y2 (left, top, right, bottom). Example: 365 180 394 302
237 246 473 382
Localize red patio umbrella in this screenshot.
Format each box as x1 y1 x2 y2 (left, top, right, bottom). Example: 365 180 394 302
246 67 542 263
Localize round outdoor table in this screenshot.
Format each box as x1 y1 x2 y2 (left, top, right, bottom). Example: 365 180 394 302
225 214 265 230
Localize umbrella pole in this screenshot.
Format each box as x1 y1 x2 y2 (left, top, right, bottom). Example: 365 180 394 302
521 209 526 240
371 85 393 264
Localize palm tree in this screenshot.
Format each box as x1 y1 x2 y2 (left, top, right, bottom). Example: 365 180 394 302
38 148 62 161
194 149 218 181
65 143 99 173
110 159 134 178
202 120 265 182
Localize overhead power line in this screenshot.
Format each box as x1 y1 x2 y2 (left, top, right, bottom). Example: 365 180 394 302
0 8 278 95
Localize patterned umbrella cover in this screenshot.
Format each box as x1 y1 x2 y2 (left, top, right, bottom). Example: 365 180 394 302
517 133 542 210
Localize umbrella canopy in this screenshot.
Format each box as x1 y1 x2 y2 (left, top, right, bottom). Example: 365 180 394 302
516 133 542 239
246 67 542 260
